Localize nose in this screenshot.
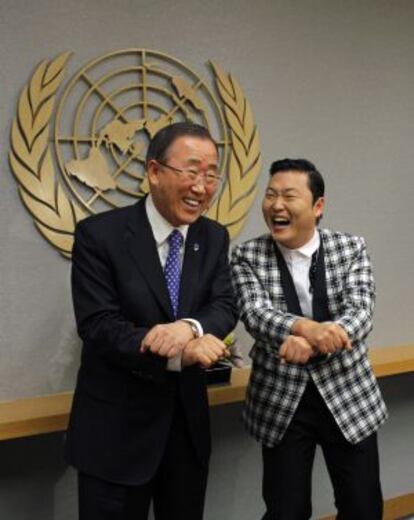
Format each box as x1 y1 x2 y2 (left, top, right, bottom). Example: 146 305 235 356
190 178 207 193
272 195 285 210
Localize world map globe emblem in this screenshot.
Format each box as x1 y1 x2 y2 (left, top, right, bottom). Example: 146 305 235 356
54 49 230 214
9 49 260 257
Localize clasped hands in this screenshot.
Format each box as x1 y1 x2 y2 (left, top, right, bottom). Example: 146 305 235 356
140 321 228 368
279 319 352 365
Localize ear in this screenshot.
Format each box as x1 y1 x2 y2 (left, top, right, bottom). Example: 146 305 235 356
314 196 325 219
147 159 160 187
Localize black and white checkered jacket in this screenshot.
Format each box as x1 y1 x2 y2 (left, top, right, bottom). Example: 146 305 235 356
231 228 388 446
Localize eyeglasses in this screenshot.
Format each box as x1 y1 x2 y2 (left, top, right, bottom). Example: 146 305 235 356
157 161 223 187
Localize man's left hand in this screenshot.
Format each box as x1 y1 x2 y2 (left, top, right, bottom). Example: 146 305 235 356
292 319 352 354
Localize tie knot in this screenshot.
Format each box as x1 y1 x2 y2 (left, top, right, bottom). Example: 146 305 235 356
168 229 183 249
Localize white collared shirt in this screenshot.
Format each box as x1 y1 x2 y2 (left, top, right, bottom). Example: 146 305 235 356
145 194 189 268
145 195 203 370
276 230 320 319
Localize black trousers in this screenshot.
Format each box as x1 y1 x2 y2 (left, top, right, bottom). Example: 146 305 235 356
78 400 208 520
262 381 383 520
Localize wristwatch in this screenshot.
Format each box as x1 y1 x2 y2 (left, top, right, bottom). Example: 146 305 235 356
182 319 200 339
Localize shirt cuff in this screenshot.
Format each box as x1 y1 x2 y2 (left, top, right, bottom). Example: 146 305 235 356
167 352 182 372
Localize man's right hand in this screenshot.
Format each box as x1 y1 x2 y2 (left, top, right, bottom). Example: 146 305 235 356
182 334 228 368
140 321 194 358
279 335 314 364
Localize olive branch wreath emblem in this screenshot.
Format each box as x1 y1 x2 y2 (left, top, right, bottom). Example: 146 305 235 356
9 52 261 258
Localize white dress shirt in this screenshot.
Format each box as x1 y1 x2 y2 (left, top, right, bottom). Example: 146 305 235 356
145 195 203 370
276 230 320 319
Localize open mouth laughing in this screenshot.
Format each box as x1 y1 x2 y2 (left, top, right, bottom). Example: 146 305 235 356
271 216 291 229
183 197 202 209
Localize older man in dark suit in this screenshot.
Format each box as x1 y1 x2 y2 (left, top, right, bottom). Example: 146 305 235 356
231 159 387 520
66 122 237 520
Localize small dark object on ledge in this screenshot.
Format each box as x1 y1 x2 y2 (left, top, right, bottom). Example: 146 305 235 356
206 362 232 385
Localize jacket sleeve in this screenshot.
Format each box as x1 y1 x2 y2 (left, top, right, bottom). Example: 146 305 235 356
71 219 167 379
191 227 238 339
231 243 297 347
334 237 375 343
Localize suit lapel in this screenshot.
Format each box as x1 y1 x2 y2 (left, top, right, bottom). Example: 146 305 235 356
178 219 203 318
311 236 332 322
125 200 174 319
320 229 339 314
273 241 304 316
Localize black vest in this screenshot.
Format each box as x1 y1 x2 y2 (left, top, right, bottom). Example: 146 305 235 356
274 236 332 363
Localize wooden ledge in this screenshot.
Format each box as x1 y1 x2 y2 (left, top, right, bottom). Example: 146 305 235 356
369 343 414 377
320 491 414 520
0 343 413 441
0 392 73 441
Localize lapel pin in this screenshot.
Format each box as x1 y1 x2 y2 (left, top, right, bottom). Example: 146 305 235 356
193 243 200 252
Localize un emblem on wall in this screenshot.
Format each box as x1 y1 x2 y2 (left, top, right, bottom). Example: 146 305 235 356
9 50 261 258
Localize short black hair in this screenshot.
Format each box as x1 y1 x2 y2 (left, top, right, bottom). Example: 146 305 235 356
146 122 217 164
269 158 325 204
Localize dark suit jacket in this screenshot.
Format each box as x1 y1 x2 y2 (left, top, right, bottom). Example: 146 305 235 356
65 199 237 485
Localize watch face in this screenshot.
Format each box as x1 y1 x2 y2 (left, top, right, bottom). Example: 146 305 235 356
190 324 199 338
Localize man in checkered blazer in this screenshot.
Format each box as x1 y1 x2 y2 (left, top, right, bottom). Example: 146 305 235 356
231 159 387 520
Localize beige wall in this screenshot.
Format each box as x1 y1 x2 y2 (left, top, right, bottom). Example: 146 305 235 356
0 1 413 517
1 0 413 401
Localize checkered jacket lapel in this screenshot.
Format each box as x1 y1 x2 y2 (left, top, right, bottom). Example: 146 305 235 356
231 229 388 446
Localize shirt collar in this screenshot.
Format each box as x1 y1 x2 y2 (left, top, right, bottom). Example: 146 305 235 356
277 229 320 263
145 194 189 246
